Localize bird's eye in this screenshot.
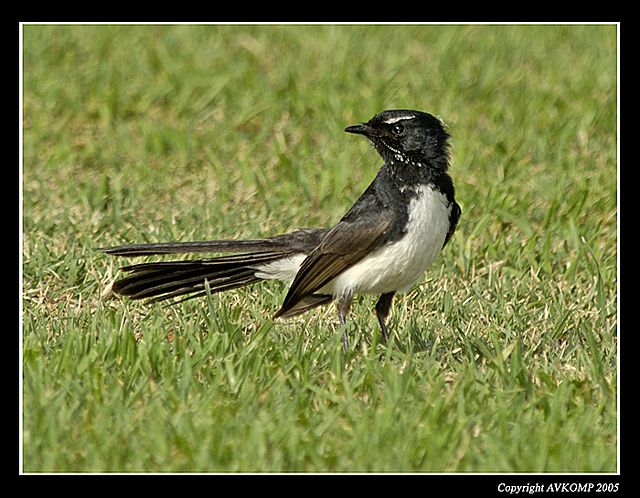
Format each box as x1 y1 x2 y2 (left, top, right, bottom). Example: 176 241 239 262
392 124 405 135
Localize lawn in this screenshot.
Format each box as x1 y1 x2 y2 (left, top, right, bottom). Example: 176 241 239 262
21 24 618 473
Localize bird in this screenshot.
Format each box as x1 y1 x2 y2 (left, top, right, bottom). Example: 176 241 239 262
98 110 461 350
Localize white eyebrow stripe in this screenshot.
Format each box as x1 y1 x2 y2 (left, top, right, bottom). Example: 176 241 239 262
382 115 416 124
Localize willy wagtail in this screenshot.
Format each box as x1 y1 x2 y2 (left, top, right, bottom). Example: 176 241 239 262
99 110 461 349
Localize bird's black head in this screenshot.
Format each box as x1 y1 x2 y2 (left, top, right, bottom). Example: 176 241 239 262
345 110 451 170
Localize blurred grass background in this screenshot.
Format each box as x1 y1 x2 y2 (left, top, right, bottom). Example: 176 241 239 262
22 24 617 472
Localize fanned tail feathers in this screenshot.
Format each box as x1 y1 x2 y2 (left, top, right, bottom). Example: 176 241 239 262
99 229 330 305
112 252 288 304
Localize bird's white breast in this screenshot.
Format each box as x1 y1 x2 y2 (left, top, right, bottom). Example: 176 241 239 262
253 184 451 300
325 184 451 297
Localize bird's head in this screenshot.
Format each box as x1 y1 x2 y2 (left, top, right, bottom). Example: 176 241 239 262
345 110 451 170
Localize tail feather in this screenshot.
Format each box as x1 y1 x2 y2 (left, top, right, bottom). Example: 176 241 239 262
113 264 261 303
97 228 329 257
99 228 331 307
112 252 290 304
99 239 282 257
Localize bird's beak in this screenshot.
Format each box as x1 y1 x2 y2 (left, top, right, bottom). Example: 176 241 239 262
344 123 375 136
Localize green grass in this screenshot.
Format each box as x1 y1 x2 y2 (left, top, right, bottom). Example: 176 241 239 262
22 24 617 472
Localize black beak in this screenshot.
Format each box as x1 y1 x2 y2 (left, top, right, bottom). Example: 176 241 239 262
344 123 375 136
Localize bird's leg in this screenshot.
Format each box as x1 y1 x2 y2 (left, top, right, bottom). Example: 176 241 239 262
337 294 353 351
375 292 395 343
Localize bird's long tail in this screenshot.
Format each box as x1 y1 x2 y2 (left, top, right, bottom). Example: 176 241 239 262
108 252 287 303
97 229 328 305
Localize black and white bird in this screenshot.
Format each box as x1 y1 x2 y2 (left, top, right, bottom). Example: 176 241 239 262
99 110 461 349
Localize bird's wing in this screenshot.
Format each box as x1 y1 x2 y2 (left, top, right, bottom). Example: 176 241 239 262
274 206 394 318
443 201 461 248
